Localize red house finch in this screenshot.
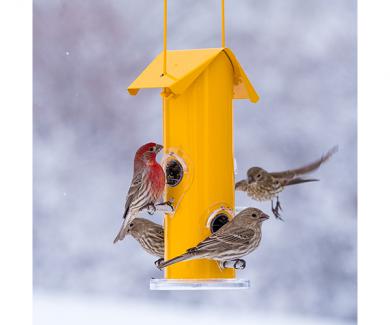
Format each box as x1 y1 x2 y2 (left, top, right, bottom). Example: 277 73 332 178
114 143 165 243
156 208 269 269
127 218 164 259
235 146 338 219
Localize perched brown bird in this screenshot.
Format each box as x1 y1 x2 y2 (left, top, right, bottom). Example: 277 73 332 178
127 218 164 260
235 146 338 219
114 142 166 243
156 208 269 269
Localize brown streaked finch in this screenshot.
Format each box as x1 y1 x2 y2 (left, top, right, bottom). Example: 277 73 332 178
235 146 338 220
114 143 165 243
156 208 269 269
127 218 164 261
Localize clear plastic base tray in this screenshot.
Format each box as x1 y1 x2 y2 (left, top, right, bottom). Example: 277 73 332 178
150 278 250 290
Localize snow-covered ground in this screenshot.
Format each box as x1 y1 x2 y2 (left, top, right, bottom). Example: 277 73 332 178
33 292 354 325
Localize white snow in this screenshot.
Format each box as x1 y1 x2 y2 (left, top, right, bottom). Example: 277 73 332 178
33 292 354 325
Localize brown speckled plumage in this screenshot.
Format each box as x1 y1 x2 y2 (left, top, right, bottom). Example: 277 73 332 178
127 218 164 258
235 146 338 219
157 208 269 269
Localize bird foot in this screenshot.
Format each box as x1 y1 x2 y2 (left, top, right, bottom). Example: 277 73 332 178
271 197 284 221
156 200 175 213
154 258 164 269
233 259 246 270
147 204 157 215
221 259 246 270
140 203 157 215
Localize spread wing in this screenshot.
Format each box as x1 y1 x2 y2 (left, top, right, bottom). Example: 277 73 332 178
270 146 338 180
235 179 249 191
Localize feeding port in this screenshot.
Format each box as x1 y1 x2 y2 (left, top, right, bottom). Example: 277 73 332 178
210 213 230 233
166 159 184 187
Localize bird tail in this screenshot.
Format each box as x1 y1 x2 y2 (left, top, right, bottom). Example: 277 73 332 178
285 177 319 186
113 213 136 244
157 253 194 269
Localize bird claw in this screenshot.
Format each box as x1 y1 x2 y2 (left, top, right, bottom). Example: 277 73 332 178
166 201 174 212
140 203 157 215
271 197 284 221
154 258 164 269
220 259 246 270
147 204 157 215
156 200 175 212
272 207 284 221
233 259 246 270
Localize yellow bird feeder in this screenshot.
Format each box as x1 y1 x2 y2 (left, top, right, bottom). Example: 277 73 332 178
128 0 259 290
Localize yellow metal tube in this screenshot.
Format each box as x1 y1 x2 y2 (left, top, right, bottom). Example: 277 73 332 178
163 52 235 280
128 48 259 282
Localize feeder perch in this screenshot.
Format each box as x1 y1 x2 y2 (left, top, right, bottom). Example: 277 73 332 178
128 0 259 290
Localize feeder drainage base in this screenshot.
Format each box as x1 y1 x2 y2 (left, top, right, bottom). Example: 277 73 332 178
150 278 250 291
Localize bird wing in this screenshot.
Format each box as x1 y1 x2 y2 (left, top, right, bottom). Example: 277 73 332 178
270 146 338 180
155 226 164 239
122 171 144 219
159 228 255 268
194 228 255 252
235 179 248 191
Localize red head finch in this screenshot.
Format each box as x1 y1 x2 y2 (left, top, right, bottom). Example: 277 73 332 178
235 146 338 219
113 142 165 243
127 218 164 258
157 208 269 269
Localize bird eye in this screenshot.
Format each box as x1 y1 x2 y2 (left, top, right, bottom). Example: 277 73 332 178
257 174 261 178
129 223 134 227
149 147 154 152
251 213 258 218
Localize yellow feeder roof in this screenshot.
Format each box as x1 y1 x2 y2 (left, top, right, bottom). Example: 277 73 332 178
128 48 259 103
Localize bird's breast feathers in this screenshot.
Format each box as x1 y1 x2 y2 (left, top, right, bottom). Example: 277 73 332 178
246 182 283 201
147 164 165 191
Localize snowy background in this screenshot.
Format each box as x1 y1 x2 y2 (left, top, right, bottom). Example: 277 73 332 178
33 0 356 324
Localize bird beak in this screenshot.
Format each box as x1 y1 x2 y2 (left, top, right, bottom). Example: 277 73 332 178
261 213 270 221
155 144 163 153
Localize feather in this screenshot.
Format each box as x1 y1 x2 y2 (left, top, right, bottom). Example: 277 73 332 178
270 146 338 180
